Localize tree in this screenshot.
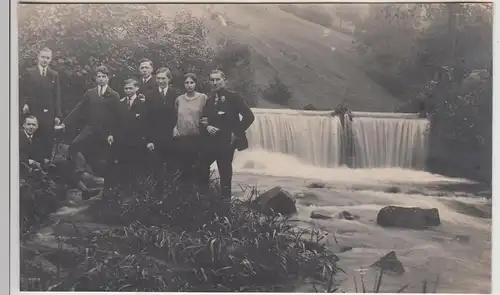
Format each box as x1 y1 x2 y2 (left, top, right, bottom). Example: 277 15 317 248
18 4 215 122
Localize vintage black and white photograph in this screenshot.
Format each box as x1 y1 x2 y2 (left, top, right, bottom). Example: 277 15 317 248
17 2 492 293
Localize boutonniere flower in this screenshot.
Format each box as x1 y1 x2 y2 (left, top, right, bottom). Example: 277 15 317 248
138 93 146 102
220 95 226 102
136 113 140 118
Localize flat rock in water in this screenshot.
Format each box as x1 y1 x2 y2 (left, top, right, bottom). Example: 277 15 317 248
306 182 326 189
251 186 297 216
371 251 405 275
310 211 332 220
376 206 440 229
339 210 358 220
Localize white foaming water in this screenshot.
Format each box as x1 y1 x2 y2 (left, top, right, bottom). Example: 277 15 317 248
246 108 429 169
232 149 469 186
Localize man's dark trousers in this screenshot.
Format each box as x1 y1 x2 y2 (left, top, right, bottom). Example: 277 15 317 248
68 126 117 192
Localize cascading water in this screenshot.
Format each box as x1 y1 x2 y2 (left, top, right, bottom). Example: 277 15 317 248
351 117 429 169
246 109 343 167
244 108 429 170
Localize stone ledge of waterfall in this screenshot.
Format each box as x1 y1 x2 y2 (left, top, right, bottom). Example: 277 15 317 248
306 182 327 189
376 206 441 230
251 108 426 119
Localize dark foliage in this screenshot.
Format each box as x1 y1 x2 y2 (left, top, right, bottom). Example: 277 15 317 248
22 178 341 292
20 164 63 240
262 76 292 106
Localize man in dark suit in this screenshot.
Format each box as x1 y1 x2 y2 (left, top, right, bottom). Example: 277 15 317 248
201 70 255 200
19 115 47 173
67 65 121 195
138 58 157 99
144 67 181 197
19 47 62 163
116 77 149 194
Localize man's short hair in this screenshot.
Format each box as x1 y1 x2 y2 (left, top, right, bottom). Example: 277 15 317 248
24 115 38 124
156 67 172 80
95 65 110 76
38 47 52 56
210 69 226 79
139 58 153 67
124 77 140 87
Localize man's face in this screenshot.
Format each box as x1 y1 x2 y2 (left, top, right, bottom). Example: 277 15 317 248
156 72 170 88
23 118 38 135
210 73 226 91
124 83 139 97
38 51 52 67
96 73 109 86
139 62 153 78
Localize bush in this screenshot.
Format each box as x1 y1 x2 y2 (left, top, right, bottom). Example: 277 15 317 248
262 76 292 106
18 4 259 128
20 164 63 240
24 179 341 292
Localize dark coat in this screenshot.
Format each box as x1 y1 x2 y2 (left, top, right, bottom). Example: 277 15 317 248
73 86 121 137
19 129 47 164
138 76 157 100
117 95 148 147
202 88 255 151
20 65 62 120
144 85 181 148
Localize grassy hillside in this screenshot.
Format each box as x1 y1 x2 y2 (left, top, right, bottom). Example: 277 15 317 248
156 4 403 112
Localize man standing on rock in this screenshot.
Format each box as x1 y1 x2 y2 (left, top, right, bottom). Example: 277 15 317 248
201 69 255 200
19 47 62 163
67 65 121 197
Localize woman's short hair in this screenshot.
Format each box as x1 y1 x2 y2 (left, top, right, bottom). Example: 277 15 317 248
184 73 198 84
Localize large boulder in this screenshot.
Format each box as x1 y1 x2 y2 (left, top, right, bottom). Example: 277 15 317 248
371 251 405 275
52 144 92 174
376 206 440 229
251 186 297 216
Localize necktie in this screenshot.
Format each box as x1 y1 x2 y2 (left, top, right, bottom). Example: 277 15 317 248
41 68 46 76
28 136 32 144
100 87 104 97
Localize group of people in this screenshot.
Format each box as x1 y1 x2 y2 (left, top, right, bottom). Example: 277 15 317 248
19 47 255 200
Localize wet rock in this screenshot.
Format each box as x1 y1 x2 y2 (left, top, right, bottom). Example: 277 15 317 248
81 172 104 189
303 103 317 110
307 182 326 189
454 234 470 244
371 251 405 275
66 189 83 203
376 206 441 229
339 210 358 220
251 186 297 216
384 186 401 194
310 211 332 220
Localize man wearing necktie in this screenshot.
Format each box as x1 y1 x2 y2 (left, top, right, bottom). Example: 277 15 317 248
19 47 62 166
144 67 181 197
66 66 121 196
19 115 47 174
201 70 255 201
138 58 156 99
116 77 150 194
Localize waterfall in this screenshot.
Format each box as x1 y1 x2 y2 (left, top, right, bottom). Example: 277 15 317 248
246 108 429 169
351 117 429 169
246 110 343 167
